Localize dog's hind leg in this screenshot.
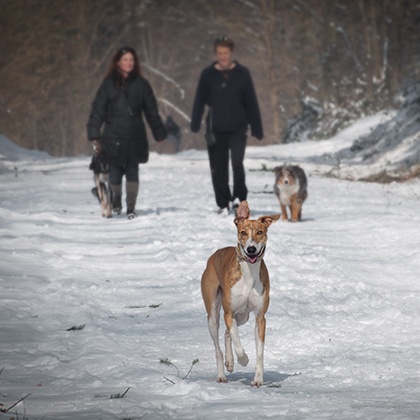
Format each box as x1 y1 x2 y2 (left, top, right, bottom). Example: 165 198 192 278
224 329 234 372
208 289 227 382
202 258 228 382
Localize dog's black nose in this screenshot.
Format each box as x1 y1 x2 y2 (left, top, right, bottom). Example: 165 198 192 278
284 179 289 185
247 246 257 255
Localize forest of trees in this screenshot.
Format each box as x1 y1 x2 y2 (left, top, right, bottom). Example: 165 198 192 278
1 0 419 156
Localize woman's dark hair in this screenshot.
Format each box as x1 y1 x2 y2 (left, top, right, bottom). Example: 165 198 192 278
213 36 235 52
106 46 141 81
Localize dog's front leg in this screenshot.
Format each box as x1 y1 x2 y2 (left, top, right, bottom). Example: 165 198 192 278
99 175 112 218
280 203 288 221
252 314 266 387
224 312 249 367
290 200 302 222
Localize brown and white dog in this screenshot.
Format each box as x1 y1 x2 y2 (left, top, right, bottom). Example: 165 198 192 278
273 165 308 222
89 153 112 218
201 201 280 386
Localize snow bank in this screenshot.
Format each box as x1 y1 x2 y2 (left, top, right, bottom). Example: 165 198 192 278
281 82 420 181
0 134 51 174
337 81 420 179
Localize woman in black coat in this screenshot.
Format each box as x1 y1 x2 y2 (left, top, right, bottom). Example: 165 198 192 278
87 47 166 219
190 37 263 215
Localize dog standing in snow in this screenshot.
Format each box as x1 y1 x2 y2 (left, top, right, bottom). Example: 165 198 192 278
89 153 112 218
201 201 280 386
273 165 308 222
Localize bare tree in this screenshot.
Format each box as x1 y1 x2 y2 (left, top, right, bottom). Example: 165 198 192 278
0 0 418 155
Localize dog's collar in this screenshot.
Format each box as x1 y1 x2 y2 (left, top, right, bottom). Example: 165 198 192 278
236 243 265 264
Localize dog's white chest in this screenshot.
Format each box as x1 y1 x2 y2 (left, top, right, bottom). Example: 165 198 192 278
278 180 300 205
231 261 264 314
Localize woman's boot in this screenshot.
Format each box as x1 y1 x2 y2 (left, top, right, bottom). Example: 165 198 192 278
110 184 122 215
126 181 139 219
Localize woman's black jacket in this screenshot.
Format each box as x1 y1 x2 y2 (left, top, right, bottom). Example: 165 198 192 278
190 61 263 140
87 73 166 165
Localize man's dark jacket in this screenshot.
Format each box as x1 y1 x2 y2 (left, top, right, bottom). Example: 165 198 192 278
190 61 263 140
87 73 166 165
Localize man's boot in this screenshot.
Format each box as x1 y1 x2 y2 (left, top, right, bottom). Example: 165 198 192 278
126 181 139 219
110 184 122 215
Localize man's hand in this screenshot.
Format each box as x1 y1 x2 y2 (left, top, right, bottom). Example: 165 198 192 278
92 140 102 153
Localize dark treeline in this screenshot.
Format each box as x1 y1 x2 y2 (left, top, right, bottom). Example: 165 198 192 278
1 0 419 156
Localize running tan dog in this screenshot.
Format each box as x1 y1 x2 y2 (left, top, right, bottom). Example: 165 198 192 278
201 201 280 386
273 165 308 222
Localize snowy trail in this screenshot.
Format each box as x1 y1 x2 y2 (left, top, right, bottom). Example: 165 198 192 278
1 130 420 419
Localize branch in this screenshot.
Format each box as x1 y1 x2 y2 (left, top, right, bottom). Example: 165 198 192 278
157 98 191 122
1 394 31 415
143 63 185 100
336 26 362 70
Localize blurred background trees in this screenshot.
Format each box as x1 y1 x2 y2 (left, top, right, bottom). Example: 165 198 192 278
0 0 419 156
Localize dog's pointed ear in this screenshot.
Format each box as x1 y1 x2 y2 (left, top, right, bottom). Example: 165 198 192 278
258 214 281 227
234 200 250 225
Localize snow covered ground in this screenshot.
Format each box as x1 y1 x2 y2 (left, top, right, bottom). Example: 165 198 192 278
1 114 420 419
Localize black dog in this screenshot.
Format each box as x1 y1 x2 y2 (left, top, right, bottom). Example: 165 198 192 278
89 153 112 218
